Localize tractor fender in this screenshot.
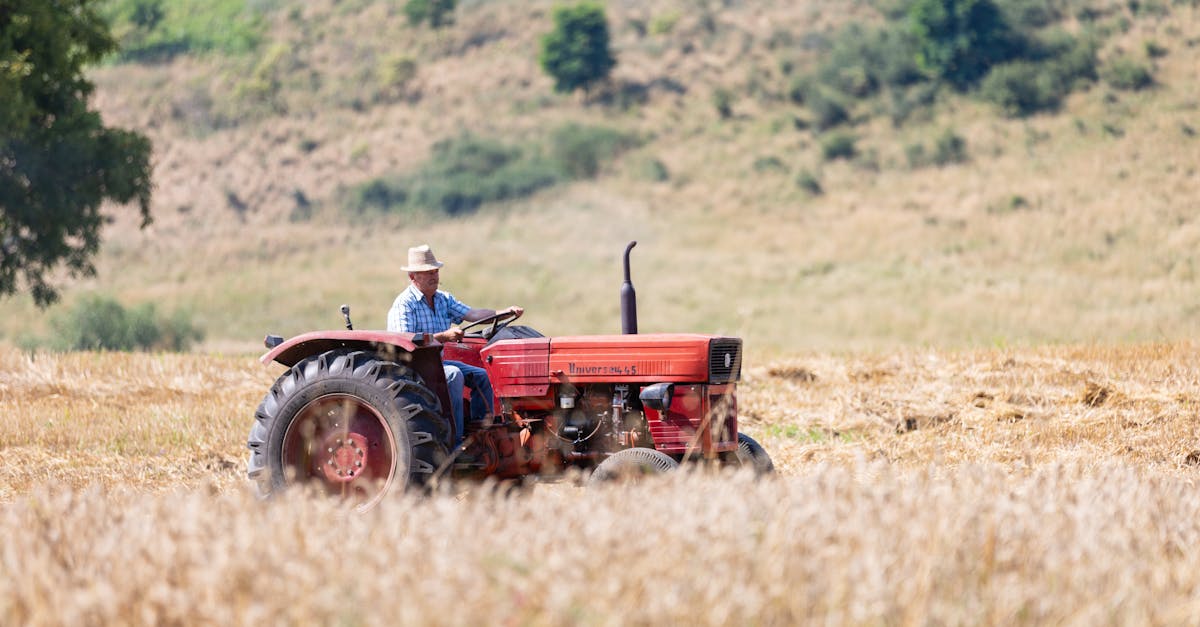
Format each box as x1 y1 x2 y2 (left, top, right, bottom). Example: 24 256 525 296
260 330 435 367
260 330 453 422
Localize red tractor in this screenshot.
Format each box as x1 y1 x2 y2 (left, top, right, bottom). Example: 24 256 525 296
247 242 772 509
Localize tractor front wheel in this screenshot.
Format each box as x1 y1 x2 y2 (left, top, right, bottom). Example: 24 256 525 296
728 432 774 476
588 448 679 485
247 350 448 511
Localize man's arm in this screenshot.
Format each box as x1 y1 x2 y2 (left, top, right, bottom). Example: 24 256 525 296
434 307 522 343
463 306 524 322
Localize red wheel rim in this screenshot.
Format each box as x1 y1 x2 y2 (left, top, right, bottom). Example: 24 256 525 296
282 393 399 510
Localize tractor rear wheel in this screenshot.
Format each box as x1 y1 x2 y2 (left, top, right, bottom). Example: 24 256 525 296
588 448 679 485
247 350 448 511
729 432 774 476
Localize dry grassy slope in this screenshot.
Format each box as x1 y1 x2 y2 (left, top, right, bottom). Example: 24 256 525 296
1 0 1198 356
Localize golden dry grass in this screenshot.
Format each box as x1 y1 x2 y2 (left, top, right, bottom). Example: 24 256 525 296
5 343 1200 624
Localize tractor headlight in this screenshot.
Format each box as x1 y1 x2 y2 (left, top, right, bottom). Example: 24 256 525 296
639 382 674 412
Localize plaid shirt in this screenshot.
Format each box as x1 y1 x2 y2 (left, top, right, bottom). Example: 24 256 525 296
387 284 472 334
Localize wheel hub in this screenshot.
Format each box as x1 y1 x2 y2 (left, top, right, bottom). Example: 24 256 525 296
320 432 369 483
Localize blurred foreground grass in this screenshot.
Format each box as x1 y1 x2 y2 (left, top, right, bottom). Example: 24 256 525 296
6 466 1200 625
4 343 1200 624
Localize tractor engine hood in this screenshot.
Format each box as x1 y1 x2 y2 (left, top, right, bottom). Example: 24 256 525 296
480 333 742 395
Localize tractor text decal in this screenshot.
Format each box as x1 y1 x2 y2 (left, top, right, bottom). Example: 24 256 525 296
568 363 638 376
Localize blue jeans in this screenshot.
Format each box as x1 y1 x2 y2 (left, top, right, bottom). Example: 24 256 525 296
443 360 493 447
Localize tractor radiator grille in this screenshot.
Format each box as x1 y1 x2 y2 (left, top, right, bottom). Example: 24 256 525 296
708 338 743 384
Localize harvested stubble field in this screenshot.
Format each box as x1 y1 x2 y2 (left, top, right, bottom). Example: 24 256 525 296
4 342 1200 625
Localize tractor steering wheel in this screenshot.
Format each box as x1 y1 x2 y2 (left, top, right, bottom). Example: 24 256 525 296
459 309 523 340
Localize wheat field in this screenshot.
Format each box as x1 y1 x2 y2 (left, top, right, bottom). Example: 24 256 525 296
6 0 1200 623
5 343 1200 625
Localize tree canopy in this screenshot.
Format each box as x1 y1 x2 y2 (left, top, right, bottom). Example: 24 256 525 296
538 2 616 95
0 0 152 306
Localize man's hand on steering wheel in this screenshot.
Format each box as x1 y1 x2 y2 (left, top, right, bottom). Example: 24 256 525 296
460 306 524 338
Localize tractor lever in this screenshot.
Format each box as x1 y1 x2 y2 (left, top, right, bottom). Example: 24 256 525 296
341 304 354 330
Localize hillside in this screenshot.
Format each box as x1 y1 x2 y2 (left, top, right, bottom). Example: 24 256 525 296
3 0 1199 356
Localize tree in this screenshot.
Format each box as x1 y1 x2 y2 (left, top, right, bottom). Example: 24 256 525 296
908 0 1017 89
0 0 152 306
538 2 616 95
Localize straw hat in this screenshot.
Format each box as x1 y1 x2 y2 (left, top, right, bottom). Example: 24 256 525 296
401 244 445 272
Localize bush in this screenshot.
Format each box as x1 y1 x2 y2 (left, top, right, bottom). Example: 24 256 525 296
796 169 823 195
752 156 787 173
1101 55 1154 91
712 88 735 119
344 126 638 216
798 84 851 131
821 132 858 160
404 0 456 29
909 0 1019 89
814 23 923 98
649 12 680 35
631 156 670 182
1041 33 1099 88
932 128 968 165
549 123 640 178
378 54 419 101
905 142 929 168
978 61 1062 116
345 177 409 214
47 295 204 352
889 83 941 126
999 0 1063 30
406 135 561 214
1144 40 1168 59
345 125 638 216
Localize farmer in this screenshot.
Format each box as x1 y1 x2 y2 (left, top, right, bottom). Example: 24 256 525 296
386 244 523 449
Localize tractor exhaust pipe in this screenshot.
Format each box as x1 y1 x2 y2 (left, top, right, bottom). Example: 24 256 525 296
621 241 637 334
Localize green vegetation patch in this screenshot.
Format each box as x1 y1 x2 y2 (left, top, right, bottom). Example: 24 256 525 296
26 294 204 352
101 0 272 61
345 124 641 216
787 0 1103 127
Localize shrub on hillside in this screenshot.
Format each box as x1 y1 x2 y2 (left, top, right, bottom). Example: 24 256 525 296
712 88 735 119
630 156 670 182
788 23 921 129
821 132 858 161
813 23 923 98
909 0 1020 89
998 0 1064 30
1101 55 1154 91
549 124 641 178
977 32 1097 117
796 169 823 195
978 62 1062 116
797 83 852 131
932 128 968 165
400 134 562 215
344 127 637 216
378 54 420 101
1040 32 1099 87
889 83 941 127
404 0 456 29
46 295 204 352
